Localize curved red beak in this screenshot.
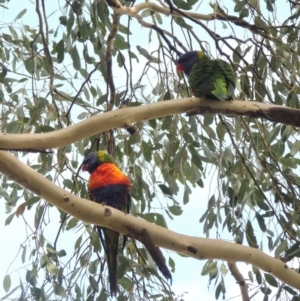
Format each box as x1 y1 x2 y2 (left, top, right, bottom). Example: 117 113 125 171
82 164 88 172
176 63 185 73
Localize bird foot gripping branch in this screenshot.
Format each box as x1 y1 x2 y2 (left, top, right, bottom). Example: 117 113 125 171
82 150 172 296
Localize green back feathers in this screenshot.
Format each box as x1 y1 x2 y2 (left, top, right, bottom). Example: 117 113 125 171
177 51 236 101
190 56 236 100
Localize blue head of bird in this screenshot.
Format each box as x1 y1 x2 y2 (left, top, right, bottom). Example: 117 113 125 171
176 51 208 75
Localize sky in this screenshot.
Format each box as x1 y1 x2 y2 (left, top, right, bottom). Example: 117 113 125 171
0 1 294 301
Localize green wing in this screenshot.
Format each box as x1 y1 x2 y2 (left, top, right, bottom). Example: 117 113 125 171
189 57 236 100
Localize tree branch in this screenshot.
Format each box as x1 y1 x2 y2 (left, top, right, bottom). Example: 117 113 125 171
106 0 280 43
0 99 299 150
106 13 120 111
228 262 249 301
0 151 300 290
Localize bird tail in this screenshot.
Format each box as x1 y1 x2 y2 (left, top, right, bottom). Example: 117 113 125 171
98 227 119 296
211 78 228 100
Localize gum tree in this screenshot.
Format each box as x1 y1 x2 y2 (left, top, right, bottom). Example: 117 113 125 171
1 0 300 300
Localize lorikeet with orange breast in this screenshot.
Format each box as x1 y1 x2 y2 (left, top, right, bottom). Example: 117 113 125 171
82 150 131 296
82 151 172 296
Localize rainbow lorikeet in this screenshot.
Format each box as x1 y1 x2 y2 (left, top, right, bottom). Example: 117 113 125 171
82 150 131 296
176 51 236 100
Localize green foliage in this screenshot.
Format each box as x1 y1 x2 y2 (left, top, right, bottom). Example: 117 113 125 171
1 0 300 301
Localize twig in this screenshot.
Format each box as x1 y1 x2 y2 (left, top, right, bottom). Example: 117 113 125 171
115 48 129 101
228 262 249 301
65 60 106 120
106 13 121 111
152 25 183 56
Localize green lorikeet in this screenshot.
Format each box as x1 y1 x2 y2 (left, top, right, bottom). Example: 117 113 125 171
176 51 236 100
82 150 131 296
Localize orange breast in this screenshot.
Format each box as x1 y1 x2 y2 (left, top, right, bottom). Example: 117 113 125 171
88 163 130 191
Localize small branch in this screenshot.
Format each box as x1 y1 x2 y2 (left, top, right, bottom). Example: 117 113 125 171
140 22 185 55
106 13 120 111
53 213 67 252
36 0 55 103
115 49 129 100
228 262 249 301
0 151 300 290
154 24 183 55
65 60 106 119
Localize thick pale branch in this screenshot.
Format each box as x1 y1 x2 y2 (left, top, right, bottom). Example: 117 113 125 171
0 99 299 150
107 0 208 19
0 151 300 290
107 0 272 40
185 101 300 126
